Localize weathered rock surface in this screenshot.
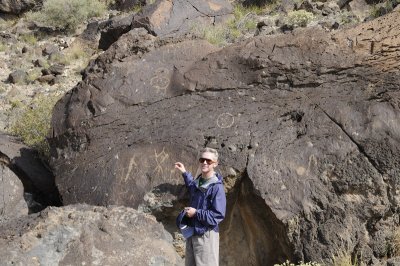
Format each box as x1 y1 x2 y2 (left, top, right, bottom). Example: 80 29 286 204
0 0 40 14
0 134 61 212
136 0 233 36
0 204 183 265
49 10 400 266
81 0 233 50
0 158 28 223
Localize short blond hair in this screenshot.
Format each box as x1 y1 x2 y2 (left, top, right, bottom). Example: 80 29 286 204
199 147 218 161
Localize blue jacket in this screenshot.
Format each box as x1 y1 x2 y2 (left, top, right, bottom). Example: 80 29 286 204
182 172 226 236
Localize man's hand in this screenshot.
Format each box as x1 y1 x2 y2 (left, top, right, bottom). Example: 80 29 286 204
185 207 196 218
174 162 186 173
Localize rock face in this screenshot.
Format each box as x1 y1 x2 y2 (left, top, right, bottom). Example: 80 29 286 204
0 204 182 265
0 0 40 14
49 10 400 266
136 0 233 36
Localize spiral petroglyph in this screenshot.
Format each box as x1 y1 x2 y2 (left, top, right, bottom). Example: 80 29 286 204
150 67 170 92
217 113 235 128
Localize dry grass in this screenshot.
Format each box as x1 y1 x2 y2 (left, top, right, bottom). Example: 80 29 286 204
0 16 18 31
332 250 359 266
64 41 93 71
19 33 38 45
390 227 400 256
8 93 61 158
193 3 265 46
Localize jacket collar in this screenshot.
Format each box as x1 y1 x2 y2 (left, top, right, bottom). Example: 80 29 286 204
195 173 222 190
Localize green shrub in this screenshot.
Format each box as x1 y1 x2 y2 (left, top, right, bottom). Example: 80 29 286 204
100 0 115 7
228 4 263 34
0 17 18 31
192 24 228 46
193 4 264 46
65 41 90 60
65 41 92 70
9 94 61 158
26 69 42 83
49 52 68 65
19 33 37 45
274 261 322 266
27 0 107 33
287 10 314 27
131 3 143 13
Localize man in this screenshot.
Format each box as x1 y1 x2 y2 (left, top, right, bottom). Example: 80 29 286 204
175 147 226 266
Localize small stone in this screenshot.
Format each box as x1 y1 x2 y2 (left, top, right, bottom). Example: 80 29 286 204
8 70 27 84
37 74 55 85
49 64 65 76
42 43 59 56
41 68 51 75
21 46 28 53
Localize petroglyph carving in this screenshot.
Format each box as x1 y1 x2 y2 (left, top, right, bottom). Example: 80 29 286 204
150 67 170 93
154 148 170 177
124 156 138 182
217 113 235 128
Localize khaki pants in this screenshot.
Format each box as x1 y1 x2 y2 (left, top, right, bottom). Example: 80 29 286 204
185 230 219 266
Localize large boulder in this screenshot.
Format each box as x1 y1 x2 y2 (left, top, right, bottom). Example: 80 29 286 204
0 204 183 265
49 11 400 265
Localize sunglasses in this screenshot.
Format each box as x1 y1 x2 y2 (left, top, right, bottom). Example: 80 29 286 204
199 158 217 165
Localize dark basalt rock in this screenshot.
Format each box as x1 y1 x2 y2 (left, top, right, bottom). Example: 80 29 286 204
48 63 65 76
49 11 400 265
8 70 27 84
0 134 61 213
0 0 41 15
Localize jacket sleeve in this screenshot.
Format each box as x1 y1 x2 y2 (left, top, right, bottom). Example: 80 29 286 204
182 172 196 188
195 184 226 226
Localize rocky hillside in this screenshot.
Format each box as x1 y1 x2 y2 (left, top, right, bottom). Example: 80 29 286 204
1 0 400 265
